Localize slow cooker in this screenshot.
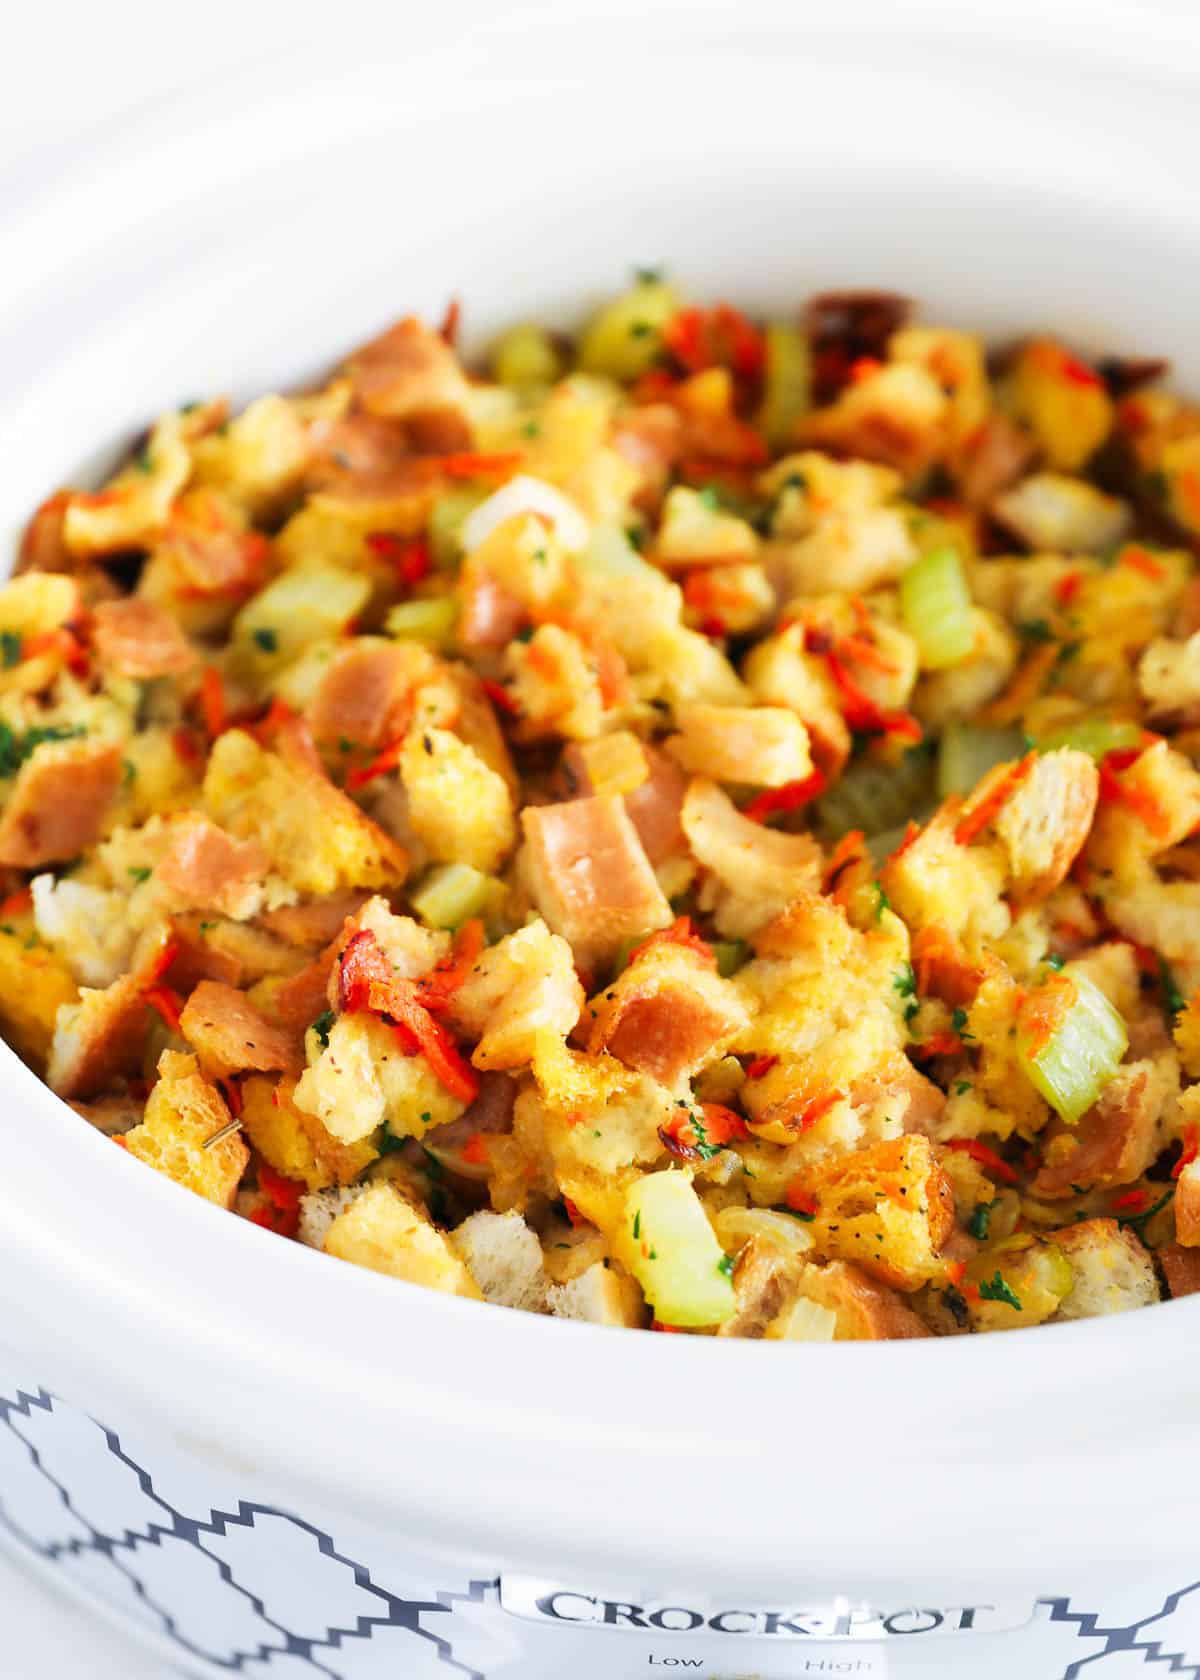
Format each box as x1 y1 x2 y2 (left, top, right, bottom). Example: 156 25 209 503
2 4 1199 1674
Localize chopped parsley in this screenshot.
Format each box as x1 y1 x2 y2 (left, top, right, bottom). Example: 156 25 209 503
629 321 653 339
967 1202 992 1241
634 265 663 286
252 627 279 653
1160 956 1186 1025
522 419 541 439
0 721 86 778
977 1271 1022 1311
697 486 722 511
781 1205 815 1223
311 1009 335 1049
717 1252 735 1280
893 963 917 1000
0 631 21 669
954 1079 973 1096
685 1109 725 1162
951 1006 975 1042
377 1122 406 1155
1016 618 1055 644
874 882 891 922
134 446 155 475
632 1210 641 1240
1118 1187 1173 1236
1045 952 1065 971
121 758 137 786
127 865 152 884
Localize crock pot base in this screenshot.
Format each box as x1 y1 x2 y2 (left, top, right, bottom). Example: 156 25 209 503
0 1372 1195 1679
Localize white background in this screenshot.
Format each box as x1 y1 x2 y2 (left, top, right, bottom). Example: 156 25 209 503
1 0 1197 1674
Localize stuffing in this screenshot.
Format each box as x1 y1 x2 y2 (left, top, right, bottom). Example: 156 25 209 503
681 778 823 938
665 704 813 789
400 725 516 873
991 472 1130 553
121 1050 248 1208
449 1210 549 1312
240 1074 377 1191
992 748 1098 904
587 936 750 1084
203 721 408 895
323 1182 481 1297
0 739 122 868
90 598 196 679
803 1136 955 1291
792 1259 931 1340
11 281 1200 1342
449 920 583 1069
178 981 302 1080
1050 1219 1160 1318
520 795 672 970
547 1261 645 1327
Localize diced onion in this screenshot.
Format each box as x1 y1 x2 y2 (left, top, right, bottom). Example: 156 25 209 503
461 474 590 554
900 546 974 669
1017 972 1128 1124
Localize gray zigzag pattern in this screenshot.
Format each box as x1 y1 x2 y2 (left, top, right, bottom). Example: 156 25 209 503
0 1386 484 1678
1042 1581 1200 1677
1 1383 1198 1679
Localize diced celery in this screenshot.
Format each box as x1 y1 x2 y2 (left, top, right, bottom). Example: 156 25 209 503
234 563 370 665
713 939 750 978
491 323 562 391
815 746 935 841
937 719 1027 797
385 597 458 647
758 322 812 450
577 278 680 382
619 1172 736 1328
1033 717 1144 761
1017 972 1128 1124
409 863 495 930
579 523 653 577
900 547 974 669
428 488 488 569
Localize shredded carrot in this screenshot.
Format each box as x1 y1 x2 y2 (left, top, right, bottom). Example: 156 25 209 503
627 916 716 970
0 887 33 919
460 1132 489 1166
431 451 523 479
744 1054 778 1080
954 753 1035 845
171 725 204 768
142 939 180 988
743 769 827 824
1097 748 1170 839
793 1089 842 1131
979 643 1058 725
785 1182 819 1216
1059 352 1102 389
1053 570 1084 605
943 1137 1020 1185
23 626 90 676
1173 1131 1198 1180
217 1076 244 1119
112 1134 129 1150
481 677 521 716
944 1260 967 1287
848 355 882 384
822 828 866 891
1017 972 1077 1057
825 652 922 741
663 304 766 381
199 665 227 739
911 1031 963 1060
699 1103 749 1144
438 296 462 347
345 735 406 791
563 1197 586 1228
248 696 297 744
697 615 728 640
835 632 899 675
255 1163 304 1237
366 531 432 587
143 984 185 1033
1180 467 1200 524
416 919 486 1011
338 928 479 1102
1110 1187 1152 1213
1121 545 1167 582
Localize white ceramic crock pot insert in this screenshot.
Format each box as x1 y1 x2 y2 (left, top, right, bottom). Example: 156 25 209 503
2 5 1199 1675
